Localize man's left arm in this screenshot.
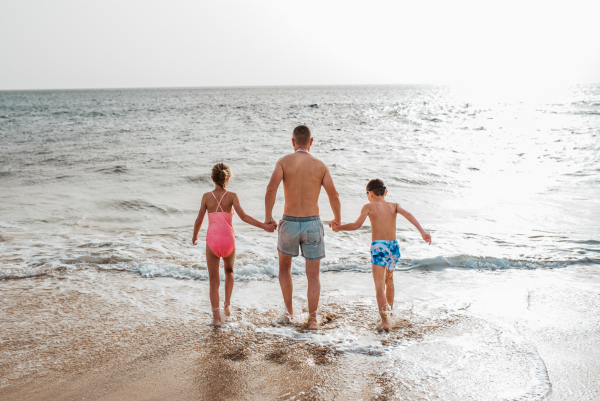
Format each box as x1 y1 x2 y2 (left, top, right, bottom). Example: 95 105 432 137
322 166 341 227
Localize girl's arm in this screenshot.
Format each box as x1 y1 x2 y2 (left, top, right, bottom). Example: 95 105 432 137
332 204 369 232
192 194 208 245
396 204 432 244
233 193 277 232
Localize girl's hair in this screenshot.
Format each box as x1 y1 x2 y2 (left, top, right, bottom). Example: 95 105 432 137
211 163 232 188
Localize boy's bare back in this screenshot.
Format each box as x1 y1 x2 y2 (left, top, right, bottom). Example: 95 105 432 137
364 200 399 241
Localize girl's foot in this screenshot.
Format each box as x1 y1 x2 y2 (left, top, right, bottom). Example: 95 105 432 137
212 308 222 326
224 304 231 317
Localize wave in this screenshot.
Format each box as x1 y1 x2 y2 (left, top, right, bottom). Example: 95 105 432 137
108 199 181 215
3 253 596 282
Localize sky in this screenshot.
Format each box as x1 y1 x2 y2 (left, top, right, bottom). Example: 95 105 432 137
1 0 599 90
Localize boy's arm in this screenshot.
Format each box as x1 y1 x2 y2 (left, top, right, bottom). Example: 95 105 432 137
332 204 369 232
192 195 208 245
233 193 276 232
396 204 432 244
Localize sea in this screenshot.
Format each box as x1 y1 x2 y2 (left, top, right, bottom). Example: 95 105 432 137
1 85 599 400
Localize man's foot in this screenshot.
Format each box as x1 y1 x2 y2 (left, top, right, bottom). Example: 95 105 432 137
224 304 231 317
279 311 294 324
306 315 319 330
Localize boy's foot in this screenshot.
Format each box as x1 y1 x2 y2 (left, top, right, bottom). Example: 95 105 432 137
224 305 231 317
377 311 390 332
306 315 319 330
212 318 222 327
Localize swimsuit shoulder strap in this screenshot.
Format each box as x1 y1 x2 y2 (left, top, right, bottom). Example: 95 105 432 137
214 190 227 212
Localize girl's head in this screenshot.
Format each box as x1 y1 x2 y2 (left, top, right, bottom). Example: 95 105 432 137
211 163 232 188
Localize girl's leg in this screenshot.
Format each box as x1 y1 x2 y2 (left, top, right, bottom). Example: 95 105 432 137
223 249 236 316
372 264 390 331
385 270 395 310
206 245 222 326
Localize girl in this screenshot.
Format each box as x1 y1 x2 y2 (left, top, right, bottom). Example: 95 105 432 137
192 163 276 326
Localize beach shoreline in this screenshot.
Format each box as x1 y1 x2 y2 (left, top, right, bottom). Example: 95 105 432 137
2 267 599 400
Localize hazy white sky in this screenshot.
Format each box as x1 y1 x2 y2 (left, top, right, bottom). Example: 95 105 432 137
1 0 599 90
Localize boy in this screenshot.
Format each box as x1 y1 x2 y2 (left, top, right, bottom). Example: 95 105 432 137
331 179 431 331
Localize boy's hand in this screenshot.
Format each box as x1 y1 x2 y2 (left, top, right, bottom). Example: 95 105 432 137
421 231 432 245
331 223 341 232
192 237 198 245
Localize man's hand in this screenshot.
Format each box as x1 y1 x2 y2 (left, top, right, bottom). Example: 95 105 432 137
331 222 341 232
421 231 432 245
264 220 277 232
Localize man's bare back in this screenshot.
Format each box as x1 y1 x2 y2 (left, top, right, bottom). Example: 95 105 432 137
278 152 329 217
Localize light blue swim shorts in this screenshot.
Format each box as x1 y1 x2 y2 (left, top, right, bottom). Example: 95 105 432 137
277 215 325 261
371 240 401 271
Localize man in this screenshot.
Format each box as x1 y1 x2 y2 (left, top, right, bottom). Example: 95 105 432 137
265 125 341 330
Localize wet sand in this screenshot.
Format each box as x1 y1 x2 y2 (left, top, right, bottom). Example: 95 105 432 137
1 267 599 400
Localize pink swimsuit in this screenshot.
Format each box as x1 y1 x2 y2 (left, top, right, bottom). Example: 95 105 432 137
206 191 235 258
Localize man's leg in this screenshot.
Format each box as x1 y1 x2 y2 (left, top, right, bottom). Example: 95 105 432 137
306 259 321 329
278 252 294 318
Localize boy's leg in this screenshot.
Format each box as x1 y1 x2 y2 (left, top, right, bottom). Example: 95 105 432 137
206 245 221 325
305 259 321 329
372 264 390 331
385 270 394 310
223 249 236 315
278 252 294 318
372 264 388 312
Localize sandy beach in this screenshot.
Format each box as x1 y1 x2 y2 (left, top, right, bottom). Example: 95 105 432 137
2 265 599 401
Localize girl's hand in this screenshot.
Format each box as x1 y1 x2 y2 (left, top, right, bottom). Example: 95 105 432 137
421 231 432 245
264 221 277 232
192 237 198 245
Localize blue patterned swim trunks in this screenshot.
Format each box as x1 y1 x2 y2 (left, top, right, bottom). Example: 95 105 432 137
371 240 401 271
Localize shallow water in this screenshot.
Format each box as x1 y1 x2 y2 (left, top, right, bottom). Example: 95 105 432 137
1 85 599 399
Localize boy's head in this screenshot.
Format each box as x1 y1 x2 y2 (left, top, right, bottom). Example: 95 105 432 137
366 179 387 199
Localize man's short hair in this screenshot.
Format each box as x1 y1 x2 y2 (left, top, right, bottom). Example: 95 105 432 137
367 179 386 196
293 125 312 146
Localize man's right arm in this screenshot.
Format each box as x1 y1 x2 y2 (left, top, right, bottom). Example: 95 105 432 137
322 166 341 227
265 160 284 222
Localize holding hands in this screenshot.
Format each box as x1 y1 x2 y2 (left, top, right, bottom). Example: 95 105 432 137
263 218 277 232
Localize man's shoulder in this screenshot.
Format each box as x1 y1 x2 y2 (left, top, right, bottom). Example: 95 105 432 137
280 152 327 167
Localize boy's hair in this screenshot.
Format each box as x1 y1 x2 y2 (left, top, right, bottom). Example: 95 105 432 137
293 125 311 146
367 179 386 196
211 163 232 188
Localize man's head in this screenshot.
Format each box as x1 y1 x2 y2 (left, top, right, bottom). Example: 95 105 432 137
366 179 387 201
292 125 313 150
